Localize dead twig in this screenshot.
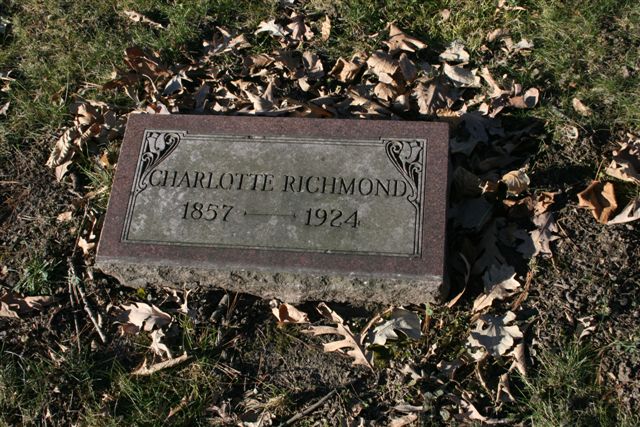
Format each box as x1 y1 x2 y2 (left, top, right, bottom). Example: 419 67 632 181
132 353 191 376
67 266 81 351
68 258 107 344
279 389 337 426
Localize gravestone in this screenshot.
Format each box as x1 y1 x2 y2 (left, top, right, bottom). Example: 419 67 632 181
96 114 450 304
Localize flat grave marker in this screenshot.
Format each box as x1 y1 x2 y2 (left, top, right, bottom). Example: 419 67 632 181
97 114 449 304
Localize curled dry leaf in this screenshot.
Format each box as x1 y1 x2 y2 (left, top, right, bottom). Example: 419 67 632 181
443 64 481 88
56 211 73 222
366 50 398 83
384 24 427 54
370 308 421 346
329 55 364 82
270 300 309 324
608 197 640 225
320 15 331 41
473 265 521 313
605 136 640 184
501 169 530 195
577 180 618 224
509 87 539 109
572 97 592 116
117 302 172 334
467 311 523 359
439 41 470 63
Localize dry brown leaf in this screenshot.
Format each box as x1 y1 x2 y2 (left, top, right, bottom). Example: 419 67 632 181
254 19 286 38
572 97 592 116
467 311 523 359
321 15 331 41
487 28 506 42
389 414 418 427
302 51 324 80
443 63 481 87
501 169 530 195
203 27 250 58
439 41 470 63
608 197 640 225
508 342 527 376
605 137 640 184
287 12 314 41
0 291 55 318
46 127 81 168
316 302 344 323
509 87 539 108
150 329 172 359
480 67 506 98
525 211 561 256
330 55 364 82
473 265 521 313
366 50 398 83
118 302 172 334
306 323 373 370
534 191 558 216
270 300 309 324
384 24 427 54
577 180 618 224
0 101 9 116
123 10 165 30
398 53 417 82
56 211 73 223
77 237 96 256
370 308 421 346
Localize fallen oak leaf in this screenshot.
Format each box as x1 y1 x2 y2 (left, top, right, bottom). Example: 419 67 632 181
607 197 640 225
523 211 561 256
149 329 172 359
329 55 365 83
370 308 421 346
117 302 172 334
467 311 523 359
577 180 618 224
255 19 286 38
605 136 640 184
305 323 373 370
0 291 55 318
472 265 521 313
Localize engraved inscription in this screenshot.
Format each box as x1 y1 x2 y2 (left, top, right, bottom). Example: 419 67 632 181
123 132 427 257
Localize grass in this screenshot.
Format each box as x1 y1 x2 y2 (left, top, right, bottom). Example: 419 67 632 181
0 0 639 425
519 341 639 427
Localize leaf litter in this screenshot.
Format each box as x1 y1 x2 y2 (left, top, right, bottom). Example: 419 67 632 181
31 12 567 424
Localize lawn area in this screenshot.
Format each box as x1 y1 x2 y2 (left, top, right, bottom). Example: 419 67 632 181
1 0 639 425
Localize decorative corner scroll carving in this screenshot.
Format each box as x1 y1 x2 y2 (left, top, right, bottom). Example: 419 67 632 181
384 139 426 256
134 131 183 196
384 139 425 212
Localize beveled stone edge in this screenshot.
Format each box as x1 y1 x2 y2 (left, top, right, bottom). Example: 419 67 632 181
96 260 448 305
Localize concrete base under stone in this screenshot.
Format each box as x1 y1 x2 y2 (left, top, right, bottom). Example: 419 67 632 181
97 261 446 305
